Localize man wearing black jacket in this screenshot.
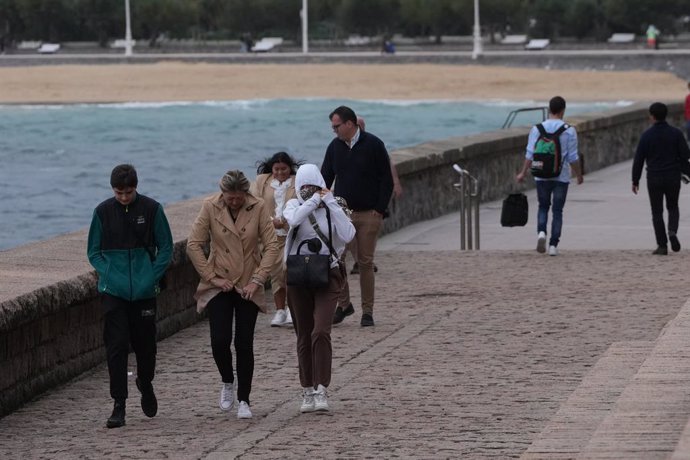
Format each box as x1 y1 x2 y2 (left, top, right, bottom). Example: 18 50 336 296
321 106 393 327
632 102 690 254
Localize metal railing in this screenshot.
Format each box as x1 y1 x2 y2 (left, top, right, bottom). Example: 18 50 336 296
453 164 480 250
502 106 547 129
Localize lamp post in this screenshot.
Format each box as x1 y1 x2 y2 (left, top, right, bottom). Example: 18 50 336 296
301 0 308 54
124 0 133 56
472 0 482 59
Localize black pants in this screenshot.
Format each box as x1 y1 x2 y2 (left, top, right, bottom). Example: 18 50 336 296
647 175 681 247
102 293 157 402
207 290 259 404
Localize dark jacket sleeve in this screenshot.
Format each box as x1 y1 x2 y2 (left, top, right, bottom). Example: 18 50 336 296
321 144 336 189
375 141 394 214
632 133 647 186
87 209 107 275
152 205 173 282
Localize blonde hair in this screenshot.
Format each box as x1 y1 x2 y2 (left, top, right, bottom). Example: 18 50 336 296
219 170 250 193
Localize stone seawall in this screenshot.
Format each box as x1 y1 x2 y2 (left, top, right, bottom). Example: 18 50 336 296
0 101 680 417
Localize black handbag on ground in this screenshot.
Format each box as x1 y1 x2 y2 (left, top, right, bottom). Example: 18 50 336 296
286 208 337 289
500 193 529 227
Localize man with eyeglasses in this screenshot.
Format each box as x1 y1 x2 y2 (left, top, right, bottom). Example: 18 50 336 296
321 105 394 327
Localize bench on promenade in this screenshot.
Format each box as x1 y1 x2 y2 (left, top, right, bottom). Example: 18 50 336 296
251 37 283 52
524 39 550 50
500 34 527 45
110 39 136 49
607 33 635 43
37 43 60 54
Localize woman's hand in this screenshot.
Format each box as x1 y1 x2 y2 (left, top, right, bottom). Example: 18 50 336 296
210 277 233 292
241 281 260 300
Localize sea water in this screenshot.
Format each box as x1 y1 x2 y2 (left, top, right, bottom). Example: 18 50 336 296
0 98 626 250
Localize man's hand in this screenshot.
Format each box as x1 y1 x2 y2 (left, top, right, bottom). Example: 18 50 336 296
576 175 584 185
632 184 639 195
516 171 526 183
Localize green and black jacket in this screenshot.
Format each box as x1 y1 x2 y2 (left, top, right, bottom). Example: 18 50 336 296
87 193 173 301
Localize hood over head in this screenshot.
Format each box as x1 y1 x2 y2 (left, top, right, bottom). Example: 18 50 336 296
295 164 326 203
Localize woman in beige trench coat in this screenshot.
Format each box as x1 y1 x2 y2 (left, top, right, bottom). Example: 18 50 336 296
187 170 279 420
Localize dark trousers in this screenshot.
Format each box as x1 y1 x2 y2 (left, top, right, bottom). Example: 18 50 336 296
207 290 259 404
287 267 343 389
647 175 681 247
102 293 157 402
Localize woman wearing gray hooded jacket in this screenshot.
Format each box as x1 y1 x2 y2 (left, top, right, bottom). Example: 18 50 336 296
283 164 355 413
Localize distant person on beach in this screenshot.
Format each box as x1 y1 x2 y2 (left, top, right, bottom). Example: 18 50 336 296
516 96 583 256
186 170 279 419
251 151 300 327
348 115 402 275
87 164 173 429
684 81 690 140
321 105 393 327
632 102 690 255
646 24 660 50
283 164 355 413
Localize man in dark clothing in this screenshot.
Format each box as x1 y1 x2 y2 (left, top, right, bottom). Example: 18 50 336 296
87 164 173 427
321 106 393 327
632 102 690 254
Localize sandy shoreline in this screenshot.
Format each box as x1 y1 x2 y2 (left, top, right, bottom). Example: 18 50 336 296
1 63 686 104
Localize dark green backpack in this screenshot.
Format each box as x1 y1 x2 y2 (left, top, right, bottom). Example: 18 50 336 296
530 123 569 178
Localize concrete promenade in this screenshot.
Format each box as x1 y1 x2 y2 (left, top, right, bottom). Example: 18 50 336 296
3 160 690 458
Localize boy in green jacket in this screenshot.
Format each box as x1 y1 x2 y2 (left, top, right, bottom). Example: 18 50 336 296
87 164 173 428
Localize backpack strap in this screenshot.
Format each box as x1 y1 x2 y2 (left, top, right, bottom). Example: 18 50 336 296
536 123 547 136
554 123 569 136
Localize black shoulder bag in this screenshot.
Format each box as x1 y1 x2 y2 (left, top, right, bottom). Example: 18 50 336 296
286 208 337 289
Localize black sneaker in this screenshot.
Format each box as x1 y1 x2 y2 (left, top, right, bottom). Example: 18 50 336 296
360 313 375 327
136 378 158 418
106 400 126 428
652 246 668 255
670 234 681 252
333 303 355 324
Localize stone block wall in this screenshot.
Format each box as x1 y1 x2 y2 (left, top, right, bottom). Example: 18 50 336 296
0 100 680 417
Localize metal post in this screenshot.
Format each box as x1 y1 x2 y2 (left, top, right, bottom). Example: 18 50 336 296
472 0 482 60
453 164 480 251
124 0 133 57
458 174 466 250
301 0 309 54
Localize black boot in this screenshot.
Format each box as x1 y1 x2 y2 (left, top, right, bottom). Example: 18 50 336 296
106 400 126 428
136 378 158 418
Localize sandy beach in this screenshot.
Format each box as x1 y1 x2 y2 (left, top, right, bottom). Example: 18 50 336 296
0 63 686 103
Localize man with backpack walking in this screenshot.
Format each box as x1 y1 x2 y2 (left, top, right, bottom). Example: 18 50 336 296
516 96 584 256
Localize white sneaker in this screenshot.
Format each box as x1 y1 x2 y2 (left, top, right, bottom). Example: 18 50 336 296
300 387 315 413
219 382 235 411
537 231 546 253
271 309 287 327
237 401 252 419
284 308 293 325
548 245 559 256
313 384 329 412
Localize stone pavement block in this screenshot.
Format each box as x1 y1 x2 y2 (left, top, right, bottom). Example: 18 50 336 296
1 250 689 458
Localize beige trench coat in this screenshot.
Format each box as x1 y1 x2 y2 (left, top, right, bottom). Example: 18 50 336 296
186 192 279 313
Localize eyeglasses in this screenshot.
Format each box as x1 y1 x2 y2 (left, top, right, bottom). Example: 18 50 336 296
331 123 343 131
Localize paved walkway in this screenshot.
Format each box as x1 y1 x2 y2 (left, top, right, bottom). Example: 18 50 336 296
3 160 690 458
